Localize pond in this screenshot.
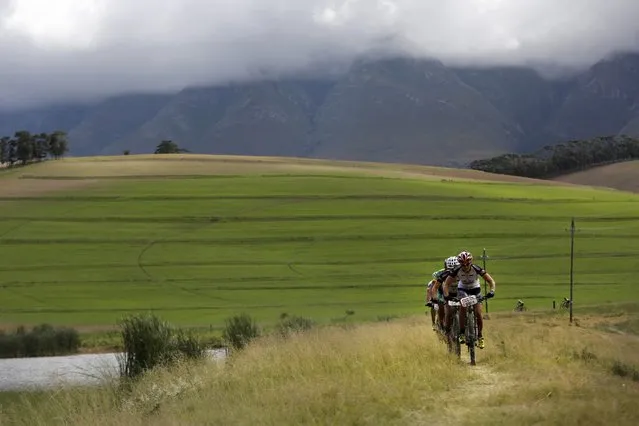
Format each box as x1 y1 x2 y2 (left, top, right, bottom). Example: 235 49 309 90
0 350 227 391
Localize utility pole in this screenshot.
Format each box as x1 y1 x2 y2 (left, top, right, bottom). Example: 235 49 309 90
569 218 575 324
481 248 488 314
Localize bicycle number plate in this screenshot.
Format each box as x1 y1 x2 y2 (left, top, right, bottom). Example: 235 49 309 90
447 300 460 307
460 295 477 307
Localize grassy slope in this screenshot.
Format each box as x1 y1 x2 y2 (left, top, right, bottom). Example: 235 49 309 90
2 155 639 425
1 155 638 331
2 306 639 426
553 160 639 193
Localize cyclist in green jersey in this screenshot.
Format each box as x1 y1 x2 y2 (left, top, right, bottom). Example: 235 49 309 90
426 256 459 331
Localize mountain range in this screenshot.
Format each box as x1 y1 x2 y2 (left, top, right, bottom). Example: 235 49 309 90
1 52 638 166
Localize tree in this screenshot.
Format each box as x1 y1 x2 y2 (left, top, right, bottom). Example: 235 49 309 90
48 131 69 159
154 140 188 154
33 133 49 161
0 130 70 167
14 131 33 165
469 135 639 178
0 137 9 165
7 138 17 166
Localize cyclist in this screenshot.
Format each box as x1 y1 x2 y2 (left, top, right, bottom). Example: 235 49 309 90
425 279 439 330
429 256 460 333
442 250 495 349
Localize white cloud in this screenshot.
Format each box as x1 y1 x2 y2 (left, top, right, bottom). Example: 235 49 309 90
1 0 638 109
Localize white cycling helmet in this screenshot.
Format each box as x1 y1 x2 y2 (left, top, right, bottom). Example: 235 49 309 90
445 256 459 270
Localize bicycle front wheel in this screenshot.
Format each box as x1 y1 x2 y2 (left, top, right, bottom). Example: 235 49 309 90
467 310 477 366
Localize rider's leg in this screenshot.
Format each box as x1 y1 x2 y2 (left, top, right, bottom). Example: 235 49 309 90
437 302 445 328
476 303 485 349
444 304 450 332
476 303 483 336
430 306 436 328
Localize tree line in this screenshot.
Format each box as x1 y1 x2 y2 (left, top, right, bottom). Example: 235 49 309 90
469 135 639 179
0 130 69 167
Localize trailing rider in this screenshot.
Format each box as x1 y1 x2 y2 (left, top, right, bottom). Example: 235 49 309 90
428 256 460 332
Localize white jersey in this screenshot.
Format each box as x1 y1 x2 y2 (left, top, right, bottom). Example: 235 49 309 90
449 264 486 290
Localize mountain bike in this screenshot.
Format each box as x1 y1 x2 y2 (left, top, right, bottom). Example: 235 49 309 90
459 293 487 366
514 299 526 312
560 297 572 309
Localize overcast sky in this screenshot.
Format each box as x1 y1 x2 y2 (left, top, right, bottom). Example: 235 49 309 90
1 0 638 110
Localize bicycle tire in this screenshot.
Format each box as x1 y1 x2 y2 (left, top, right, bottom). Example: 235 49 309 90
467 309 477 366
452 308 461 358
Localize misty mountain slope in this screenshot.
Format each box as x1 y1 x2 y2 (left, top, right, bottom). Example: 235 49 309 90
0 105 88 139
198 80 334 157
3 53 639 165
102 81 335 156
549 53 639 140
620 115 639 136
100 86 237 155
68 94 173 156
309 58 520 165
453 67 570 151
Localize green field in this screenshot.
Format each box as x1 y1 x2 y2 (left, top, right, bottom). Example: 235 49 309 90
1 155 639 330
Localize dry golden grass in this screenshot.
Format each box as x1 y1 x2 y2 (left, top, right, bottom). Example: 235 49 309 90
3 312 639 426
553 161 639 193
3 154 573 185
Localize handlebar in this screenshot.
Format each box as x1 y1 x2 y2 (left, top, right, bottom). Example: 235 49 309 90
445 292 494 307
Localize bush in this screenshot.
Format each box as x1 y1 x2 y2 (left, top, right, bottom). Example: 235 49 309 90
117 313 206 380
275 315 315 338
174 329 206 359
222 313 260 351
0 324 80 358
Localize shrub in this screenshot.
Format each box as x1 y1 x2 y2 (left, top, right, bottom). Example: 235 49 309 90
117 313 206 380
611 361 639 382
174 329 206 359
275 315 315 337
222 313 260 351
0 324 80 358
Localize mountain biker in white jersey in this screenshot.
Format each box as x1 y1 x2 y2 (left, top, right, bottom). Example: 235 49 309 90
443 250 495 349
426 256 459 330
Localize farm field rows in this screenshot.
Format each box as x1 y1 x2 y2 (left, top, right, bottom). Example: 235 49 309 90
1 156 639 330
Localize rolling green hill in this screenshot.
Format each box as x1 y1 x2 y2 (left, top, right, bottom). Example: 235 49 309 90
1 155 638 332
553 160 639 193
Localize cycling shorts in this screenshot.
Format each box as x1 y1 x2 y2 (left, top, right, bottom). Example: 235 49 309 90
458 287 481 298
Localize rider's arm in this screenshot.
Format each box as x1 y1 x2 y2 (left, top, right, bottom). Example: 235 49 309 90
426 280 435 301
432 278 441 295
443 275 453 298
482 272 496 292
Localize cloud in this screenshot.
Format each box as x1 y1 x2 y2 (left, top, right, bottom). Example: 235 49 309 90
1 0 638 109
